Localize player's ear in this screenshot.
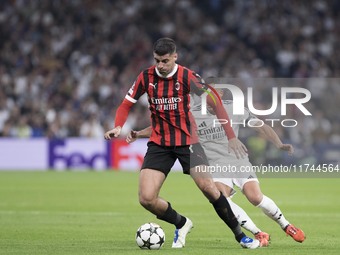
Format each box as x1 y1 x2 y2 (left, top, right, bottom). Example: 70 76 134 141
173 53 178 61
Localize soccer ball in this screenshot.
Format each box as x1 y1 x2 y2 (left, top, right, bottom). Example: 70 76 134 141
135 222 165 250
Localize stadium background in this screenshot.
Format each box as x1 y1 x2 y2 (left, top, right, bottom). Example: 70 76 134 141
0 1 340 255
0 0 339 170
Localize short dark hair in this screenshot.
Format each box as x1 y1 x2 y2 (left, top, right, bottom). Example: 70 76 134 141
153 38 176 56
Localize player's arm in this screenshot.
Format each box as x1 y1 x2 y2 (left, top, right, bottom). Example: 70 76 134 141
104 76 145 140
251 122 294 155
126 126 152 144
104 99 134 139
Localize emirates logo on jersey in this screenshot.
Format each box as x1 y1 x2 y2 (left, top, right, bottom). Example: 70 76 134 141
151 97 182 111
197 125 225 141
150 97 181 104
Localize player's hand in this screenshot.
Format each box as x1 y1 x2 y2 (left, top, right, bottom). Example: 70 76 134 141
126 130 138 144
104 126 122 140
228 138 248 159
279 144 294 155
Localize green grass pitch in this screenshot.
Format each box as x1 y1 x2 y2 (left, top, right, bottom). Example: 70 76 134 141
0 171 339 254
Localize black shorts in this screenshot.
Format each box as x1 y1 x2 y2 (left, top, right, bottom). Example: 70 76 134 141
141 142 209 175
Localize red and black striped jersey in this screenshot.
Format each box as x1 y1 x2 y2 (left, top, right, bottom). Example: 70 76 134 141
124 64 206 146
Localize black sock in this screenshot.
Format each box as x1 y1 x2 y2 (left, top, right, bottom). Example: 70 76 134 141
157 202 186 229
212 192 245 242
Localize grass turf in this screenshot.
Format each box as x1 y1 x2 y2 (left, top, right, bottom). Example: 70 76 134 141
0 171 339 254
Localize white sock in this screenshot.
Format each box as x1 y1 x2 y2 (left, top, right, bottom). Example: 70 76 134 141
257 195 289 229
227 198 262 235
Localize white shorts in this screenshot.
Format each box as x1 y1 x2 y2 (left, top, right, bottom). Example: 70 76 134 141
210 156 259 194
213 177 259 194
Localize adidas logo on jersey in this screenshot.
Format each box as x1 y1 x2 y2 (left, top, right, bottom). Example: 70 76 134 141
198 121 207 128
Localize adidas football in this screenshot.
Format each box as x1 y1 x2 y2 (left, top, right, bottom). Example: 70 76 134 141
135 222 165 250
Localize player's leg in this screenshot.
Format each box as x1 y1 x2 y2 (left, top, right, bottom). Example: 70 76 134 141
238 179 305 243
139 168 190 248
214 180 268 247
227 198 265 233
190 166 259 248
242 180 290 227
138 168 167 214
139 143 189 237
139 167 188 226
184 144 259 249
214 180 262 234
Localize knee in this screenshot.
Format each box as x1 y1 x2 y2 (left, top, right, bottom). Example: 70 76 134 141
139 193 156 209
247 193 263 206
198 179 219 198
243 182 263 206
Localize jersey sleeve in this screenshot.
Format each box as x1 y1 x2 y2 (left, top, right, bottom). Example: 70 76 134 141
189 72 208 96
124 72 146 103
189 71 236 140
114 73 146 128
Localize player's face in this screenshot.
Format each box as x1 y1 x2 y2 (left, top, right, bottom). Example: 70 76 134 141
153 52 177 76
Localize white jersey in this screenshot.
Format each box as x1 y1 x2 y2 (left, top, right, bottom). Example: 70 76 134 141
191 95 260 190
192 98 259 162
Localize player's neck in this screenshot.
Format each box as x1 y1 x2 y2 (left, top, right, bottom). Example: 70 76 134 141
155 64 178 78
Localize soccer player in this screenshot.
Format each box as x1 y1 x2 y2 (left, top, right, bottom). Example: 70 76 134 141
127 127 270 246
191 84 306 245
104 38 260 249
127 84 306 246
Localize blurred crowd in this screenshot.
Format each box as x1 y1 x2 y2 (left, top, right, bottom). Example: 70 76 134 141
0 0 339 164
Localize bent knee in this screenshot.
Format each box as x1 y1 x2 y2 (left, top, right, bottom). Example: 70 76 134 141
198 180 219 196
139 193 157 209
247 193 263 206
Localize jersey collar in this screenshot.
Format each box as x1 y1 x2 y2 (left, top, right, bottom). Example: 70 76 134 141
155 64 178 78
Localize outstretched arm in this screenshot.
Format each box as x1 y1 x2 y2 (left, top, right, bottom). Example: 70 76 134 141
251 122 294 155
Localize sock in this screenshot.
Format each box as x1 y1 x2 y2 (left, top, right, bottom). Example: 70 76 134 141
257 195 290 229
228 198 262 235
212 193 245 242
157 202 186 229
